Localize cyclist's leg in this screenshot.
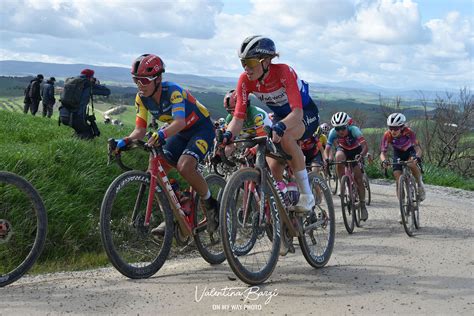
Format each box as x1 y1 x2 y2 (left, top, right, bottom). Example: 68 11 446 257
334 148 346 183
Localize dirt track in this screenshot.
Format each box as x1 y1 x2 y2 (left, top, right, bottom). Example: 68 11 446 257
1 182 473 315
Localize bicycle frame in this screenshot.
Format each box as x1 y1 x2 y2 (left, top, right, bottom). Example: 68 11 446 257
137 146 195 238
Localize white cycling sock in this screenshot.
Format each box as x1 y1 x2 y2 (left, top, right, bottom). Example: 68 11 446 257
202 189 211 200
295 169 311 195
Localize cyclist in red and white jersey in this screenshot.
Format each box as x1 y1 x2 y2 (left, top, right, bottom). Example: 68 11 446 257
222 35 320 212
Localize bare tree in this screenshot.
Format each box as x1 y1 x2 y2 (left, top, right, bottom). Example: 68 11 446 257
428 87 474 175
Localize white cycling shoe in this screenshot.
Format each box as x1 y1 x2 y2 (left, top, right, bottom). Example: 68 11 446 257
293 194 315 214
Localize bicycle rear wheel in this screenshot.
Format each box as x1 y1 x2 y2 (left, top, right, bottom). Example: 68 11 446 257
299 173 335 268
398 175 415 237
220 168 280 285
193 174 226 264
0 171 47 287
100 170 174 278
340 175 355 234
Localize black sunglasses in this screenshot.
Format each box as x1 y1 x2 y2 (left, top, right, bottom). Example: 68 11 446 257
335 126 347 131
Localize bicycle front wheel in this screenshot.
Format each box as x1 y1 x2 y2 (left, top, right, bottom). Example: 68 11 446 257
398 175 415 237
193 174 226 265
340 175 355 234
220 168 280 285
0 172 47 287
327 164 338 195
100 170 174 278
299 173 335 268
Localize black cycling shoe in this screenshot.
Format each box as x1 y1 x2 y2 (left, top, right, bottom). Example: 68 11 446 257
204 197 219 233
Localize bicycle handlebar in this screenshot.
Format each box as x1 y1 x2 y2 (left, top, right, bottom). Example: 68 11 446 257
107 138 162 171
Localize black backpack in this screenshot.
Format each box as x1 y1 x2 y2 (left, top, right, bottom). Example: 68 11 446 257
28 80 41 100
23 82 32 104
60 77 89 110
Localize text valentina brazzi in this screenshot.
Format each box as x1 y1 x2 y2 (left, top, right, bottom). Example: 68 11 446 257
195 286 279 305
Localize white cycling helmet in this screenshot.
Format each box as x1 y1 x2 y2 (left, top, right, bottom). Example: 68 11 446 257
387 113 406 127
218 118 226 126
331 112 350 127
320 123 331 134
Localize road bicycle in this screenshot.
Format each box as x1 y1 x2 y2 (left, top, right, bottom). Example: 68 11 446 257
328 159 367 234
100 139 226 279
219 129 335 285
0 171 47 287
385 160 422 237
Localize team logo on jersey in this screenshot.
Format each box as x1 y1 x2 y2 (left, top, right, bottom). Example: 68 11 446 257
170 91 184 104
254 114 264 127
158 114 173 123
195 139 208 154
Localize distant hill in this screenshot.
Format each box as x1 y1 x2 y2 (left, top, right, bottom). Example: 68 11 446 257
0 60 454 100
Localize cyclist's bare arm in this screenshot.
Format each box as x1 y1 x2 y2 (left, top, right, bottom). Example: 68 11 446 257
414 142 422 157
227 117 244 138
129 126 147 140
324 144 332 161
360 140 369 157
162 118 186 138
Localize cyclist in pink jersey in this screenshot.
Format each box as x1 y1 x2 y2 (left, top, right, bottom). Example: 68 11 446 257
380 113 425 201
222 35 320 212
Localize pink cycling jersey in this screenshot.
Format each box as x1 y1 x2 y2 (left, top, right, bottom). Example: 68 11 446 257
380 127 418 152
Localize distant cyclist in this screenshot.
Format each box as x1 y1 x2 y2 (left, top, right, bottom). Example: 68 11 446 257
324 112 369 221
222 89 272 158
223 35 320 212
300 127 327 173
380 113 425 201
319 123 331 136
114 54 219 234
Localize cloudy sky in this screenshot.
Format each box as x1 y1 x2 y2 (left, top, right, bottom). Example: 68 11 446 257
0 0 472 89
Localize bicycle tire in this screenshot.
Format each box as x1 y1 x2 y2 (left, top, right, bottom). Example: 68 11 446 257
398 175 415 237
354 181 362 228
363 173 371 206
220 168 280 285
413 182 421 229
193 174 226 264
328 165 338 195
100 170 174 278
299 173 335 268
0 171 47 287
340 175 355 234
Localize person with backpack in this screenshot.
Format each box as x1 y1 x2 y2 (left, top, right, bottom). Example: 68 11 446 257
24 74 43 116
41 77 56 118
59 69 110 139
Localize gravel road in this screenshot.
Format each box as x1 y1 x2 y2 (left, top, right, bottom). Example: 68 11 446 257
1 182 473 316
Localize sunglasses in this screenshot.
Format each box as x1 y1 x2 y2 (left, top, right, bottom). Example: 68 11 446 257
335 126 347 132
240 58 264 68
132 75 160 86
389 126 402 131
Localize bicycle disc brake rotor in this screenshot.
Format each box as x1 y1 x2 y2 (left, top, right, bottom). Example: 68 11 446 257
0 219 12 244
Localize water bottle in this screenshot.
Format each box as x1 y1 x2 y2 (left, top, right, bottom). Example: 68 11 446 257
276 181 291 206
286 182 300 206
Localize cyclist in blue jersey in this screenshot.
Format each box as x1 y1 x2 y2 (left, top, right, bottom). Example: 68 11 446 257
113 54 219 234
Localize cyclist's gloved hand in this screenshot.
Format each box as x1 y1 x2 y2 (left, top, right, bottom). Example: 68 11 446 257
221 131 233 145
355 154 362 161
151 129 167 146
381 159 389 168
116 137 130 150
273 122 287 137
415 156 422 164
324 158 330 167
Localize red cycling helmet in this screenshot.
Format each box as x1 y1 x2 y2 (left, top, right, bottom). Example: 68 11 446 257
223 89 237 112
131 54 165 77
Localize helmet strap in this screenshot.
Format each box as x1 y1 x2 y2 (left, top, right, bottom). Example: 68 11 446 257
257 60 269 82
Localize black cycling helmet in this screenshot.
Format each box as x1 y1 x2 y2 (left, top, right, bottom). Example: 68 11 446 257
238 35 276 59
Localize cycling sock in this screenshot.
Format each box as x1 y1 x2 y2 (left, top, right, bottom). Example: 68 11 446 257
295 169 311 195
202 190 211 200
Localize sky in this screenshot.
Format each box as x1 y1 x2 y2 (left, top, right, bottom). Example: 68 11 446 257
0 0 472 90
